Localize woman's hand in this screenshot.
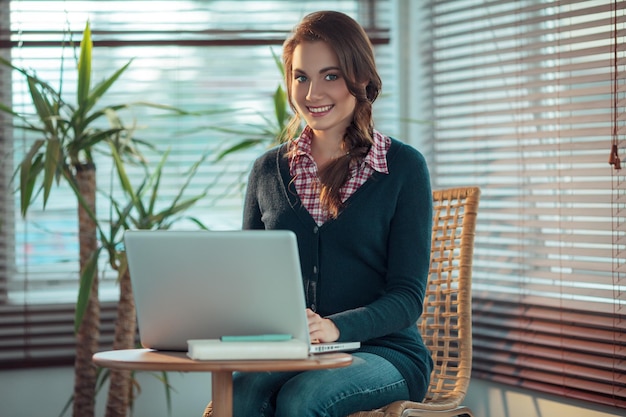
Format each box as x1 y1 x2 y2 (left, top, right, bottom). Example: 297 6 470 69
306 308 340 343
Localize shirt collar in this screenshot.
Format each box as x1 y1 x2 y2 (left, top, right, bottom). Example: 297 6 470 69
366 130 390 174
290 126 390 174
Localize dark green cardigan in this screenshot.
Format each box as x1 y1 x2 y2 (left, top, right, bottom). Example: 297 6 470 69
242 138 433 401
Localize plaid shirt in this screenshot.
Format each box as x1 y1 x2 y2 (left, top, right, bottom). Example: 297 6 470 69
289 126 391 225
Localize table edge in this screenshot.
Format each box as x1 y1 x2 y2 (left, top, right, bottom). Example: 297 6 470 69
93 348 353 373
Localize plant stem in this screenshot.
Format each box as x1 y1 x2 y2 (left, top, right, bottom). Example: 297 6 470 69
72 164 100 417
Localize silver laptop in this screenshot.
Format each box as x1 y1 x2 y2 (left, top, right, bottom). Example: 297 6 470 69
124 229 359 357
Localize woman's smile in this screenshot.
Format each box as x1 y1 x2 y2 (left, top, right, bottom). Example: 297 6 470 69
308 104 334 116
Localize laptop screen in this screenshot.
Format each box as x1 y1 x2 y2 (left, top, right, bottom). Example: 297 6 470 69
124 230 310 351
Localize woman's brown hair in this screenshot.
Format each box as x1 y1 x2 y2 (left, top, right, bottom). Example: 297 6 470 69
282 10 382 218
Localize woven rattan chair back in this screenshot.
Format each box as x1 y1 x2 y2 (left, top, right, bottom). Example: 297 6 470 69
348 186 480 417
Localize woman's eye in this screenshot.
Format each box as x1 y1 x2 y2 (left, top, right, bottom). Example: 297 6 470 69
325 74 339 81
295 75 307 83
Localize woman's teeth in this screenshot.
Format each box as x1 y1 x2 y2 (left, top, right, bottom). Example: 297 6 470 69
309 105 333 113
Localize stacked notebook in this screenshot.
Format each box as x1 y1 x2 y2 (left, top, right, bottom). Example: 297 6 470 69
187 338 310 360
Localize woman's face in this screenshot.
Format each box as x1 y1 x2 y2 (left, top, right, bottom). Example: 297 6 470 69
290 41 356 139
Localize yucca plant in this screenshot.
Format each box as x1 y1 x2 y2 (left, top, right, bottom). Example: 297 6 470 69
0 21 179 417
96 144 211 417
55 144 211 417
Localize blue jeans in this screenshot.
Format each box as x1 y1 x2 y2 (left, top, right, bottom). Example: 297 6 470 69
231 352 410 417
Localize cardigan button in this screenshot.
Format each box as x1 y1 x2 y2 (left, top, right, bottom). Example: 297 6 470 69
313 226 319 233
313 266 318 274
310 303 317 312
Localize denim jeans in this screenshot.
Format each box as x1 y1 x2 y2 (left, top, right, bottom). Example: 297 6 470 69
231 352 410 417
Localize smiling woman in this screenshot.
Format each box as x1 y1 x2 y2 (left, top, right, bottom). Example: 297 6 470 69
232 10 434 417
0 0 394 370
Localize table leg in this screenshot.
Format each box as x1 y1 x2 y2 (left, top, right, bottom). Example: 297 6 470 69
211 371 234 417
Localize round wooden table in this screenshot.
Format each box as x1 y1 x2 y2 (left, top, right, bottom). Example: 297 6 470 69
93 349 353 417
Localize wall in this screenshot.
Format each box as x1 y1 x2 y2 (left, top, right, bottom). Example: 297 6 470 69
1 367 624 417
464 378 623 417
0 366 211 417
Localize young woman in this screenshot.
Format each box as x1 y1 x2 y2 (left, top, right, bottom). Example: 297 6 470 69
235 10 433 417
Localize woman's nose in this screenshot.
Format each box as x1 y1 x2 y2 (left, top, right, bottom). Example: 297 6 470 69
306 81 323 100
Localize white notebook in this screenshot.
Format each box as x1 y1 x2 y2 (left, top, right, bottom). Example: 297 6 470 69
124 230 360 360
187 338 360 360
187 339 308 360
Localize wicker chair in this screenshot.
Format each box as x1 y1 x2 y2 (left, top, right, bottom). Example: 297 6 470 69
347 186 480 417
203 186 480 417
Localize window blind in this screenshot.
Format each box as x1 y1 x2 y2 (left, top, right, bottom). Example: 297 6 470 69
0 6 12 311
421 0 625 408
0 0 394 367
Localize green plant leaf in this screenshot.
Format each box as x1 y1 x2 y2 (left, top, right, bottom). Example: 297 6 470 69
57 392 74 417
216 138 264 161
77 21 92 108
42 138 61 206
273 84 288 132
83 60 133 115
0 101 24 118
166 149 209 210
75 246 102 334
148 371 175 415
186 216 210 230
158 195 206 219
147 150 169 216
27 76 57 134
66 127 124 160
163 371 173 415
82 103 130 126
109 141 139 204
110 199 134 242
19 140 45 216
271 47 284 78
131 101 208 116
